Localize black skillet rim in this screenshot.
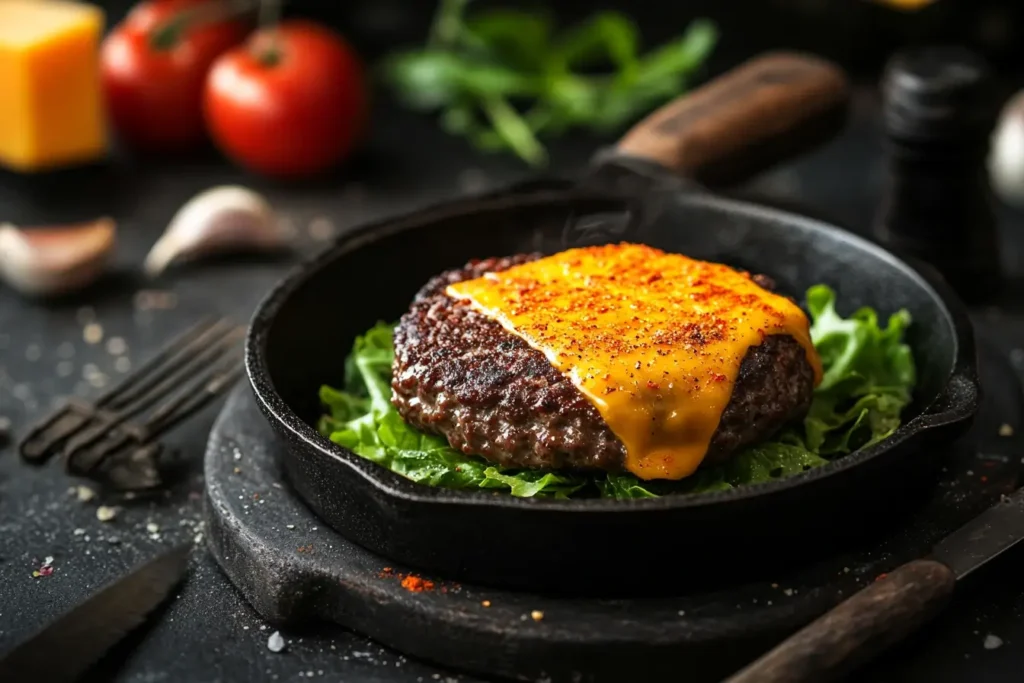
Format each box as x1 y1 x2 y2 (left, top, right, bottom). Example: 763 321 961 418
245 189 980 512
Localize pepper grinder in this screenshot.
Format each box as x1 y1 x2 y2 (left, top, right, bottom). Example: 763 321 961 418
874 46 1002 304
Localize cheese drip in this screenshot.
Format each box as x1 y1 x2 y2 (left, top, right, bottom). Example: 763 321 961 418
446 243 822 481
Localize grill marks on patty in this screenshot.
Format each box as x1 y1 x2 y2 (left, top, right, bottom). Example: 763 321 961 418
391 254 815 475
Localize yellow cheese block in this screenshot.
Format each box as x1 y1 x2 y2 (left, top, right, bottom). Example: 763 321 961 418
0 0 107 172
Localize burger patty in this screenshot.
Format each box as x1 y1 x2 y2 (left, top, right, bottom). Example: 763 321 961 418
391 254 816 473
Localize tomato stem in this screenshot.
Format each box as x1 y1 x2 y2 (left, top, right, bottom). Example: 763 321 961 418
256 45 282 67
255 0 284 67
258 0 282 29
150 12 191 50
149 0 255 51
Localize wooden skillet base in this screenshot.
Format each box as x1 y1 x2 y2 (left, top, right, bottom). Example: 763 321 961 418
204 332 1022 683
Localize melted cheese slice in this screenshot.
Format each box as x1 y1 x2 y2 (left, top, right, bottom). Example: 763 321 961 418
446 243 822 481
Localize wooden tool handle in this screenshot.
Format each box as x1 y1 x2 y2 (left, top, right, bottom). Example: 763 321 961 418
723 560 956 683
615 51 849 186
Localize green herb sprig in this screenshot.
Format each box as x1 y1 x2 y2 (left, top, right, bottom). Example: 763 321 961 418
381 0 718 166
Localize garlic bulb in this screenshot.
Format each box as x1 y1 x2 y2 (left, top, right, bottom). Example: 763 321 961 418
144 185 285 277
0 218 116 297
989 90 1024 207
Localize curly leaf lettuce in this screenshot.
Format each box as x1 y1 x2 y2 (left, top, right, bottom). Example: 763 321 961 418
318 285 915 499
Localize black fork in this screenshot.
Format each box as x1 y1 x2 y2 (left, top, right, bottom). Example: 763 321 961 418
18 317 245 490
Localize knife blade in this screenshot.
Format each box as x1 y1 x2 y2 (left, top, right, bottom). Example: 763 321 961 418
724 485 1024 683
0 543 191 683
930 486 1024 579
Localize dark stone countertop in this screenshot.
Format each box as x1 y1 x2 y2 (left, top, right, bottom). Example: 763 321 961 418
3 90 1024 683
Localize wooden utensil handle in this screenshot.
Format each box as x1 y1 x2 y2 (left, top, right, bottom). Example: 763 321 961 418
723 559 955 683
615 51 849 186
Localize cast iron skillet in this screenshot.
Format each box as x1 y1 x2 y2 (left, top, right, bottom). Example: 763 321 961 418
246 53 979 596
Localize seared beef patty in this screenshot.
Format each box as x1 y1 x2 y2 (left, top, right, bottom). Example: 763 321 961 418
391 254 816 473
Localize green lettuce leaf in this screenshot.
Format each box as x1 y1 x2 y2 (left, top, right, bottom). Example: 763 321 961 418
318 285 915 499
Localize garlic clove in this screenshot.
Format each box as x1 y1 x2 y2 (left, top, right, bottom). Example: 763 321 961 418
144 185 286 277
989 90 1024 208
0 218 116 297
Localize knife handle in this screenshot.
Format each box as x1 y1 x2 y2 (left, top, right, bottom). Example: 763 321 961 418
615 51 849 187
723 559 956 683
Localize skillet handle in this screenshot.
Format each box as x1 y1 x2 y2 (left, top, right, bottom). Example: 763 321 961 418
614 52 849 187
722 559 955 683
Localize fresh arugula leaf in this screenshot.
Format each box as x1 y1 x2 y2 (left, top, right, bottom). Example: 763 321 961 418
464 10 554 71
318 286 916 500
380 1 718 166
553 11 640 73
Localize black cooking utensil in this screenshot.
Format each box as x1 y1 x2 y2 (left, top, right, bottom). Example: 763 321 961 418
724 484 1024 683
245 51 978 596
0 545 191 682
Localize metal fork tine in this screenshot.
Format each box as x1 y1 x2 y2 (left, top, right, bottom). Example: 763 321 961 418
18 317 220 464
66 354 243 477
140 353 243 438
61 326 244 464
94 317 219 408
103 320 235 410
110 325 243 413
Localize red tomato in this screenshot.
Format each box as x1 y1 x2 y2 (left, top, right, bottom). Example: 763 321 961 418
203 21 368 179
100 0 249 152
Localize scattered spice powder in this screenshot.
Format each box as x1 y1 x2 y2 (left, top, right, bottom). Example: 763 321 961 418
401 575 435 593
297 545 314 554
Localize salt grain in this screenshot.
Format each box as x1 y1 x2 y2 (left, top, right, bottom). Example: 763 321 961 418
114 357 132 373
83 323 103 344
106 337 128 355
984 634 1003 650
76 486 95 502
267 631 286 652
96 506 117 522
999 424 1014 437
25 344 41 361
